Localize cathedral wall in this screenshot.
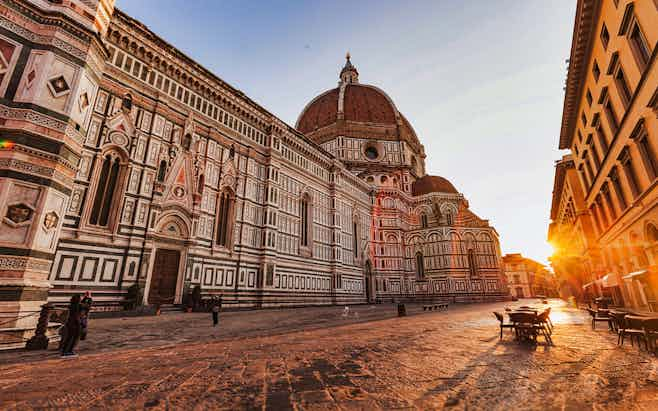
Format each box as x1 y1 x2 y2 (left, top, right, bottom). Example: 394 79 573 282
43 10 374 309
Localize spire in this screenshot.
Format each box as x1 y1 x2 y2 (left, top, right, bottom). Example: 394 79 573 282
340 52 359 84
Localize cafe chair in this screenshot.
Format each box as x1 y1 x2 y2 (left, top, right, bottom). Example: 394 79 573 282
493 312 515 340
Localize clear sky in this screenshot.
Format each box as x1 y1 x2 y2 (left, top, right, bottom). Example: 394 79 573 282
118 0 576 265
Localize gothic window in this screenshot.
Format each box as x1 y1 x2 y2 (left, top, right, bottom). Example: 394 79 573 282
216 189 234 247
416 252 425 280
300 194 311 247
420 213 428 228
468 249 478 277
157 160 167 182
89 153 122 227
446 213 453 226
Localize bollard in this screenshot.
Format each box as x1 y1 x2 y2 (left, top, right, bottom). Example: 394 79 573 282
26 303 52 350
397 303 406 317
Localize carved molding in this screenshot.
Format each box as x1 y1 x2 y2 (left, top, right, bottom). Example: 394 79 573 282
0 256 52 272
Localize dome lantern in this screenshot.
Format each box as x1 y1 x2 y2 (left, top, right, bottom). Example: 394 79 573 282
340 52 359 84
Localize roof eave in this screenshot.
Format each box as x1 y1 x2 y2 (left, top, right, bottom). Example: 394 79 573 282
559 0 601 150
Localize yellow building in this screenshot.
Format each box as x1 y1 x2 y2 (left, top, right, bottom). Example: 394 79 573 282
502 254 559 299
550 0 658 310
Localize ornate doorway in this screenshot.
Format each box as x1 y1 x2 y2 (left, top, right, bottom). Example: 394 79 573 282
148 249 181 304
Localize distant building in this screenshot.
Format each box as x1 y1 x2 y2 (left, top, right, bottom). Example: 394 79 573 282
502 254 558 298
549 0 658 310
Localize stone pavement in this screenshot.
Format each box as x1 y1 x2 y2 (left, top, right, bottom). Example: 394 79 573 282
1 300 658 410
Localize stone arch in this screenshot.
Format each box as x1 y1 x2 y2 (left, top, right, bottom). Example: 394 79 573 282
106 131 131 152
156 211 192 239
385 233 399 243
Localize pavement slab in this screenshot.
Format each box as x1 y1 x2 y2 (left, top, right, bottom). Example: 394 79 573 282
1 300 657 410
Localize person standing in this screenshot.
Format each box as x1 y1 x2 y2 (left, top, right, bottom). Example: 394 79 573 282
61 294 82 358
212 295 223 327
79 291 93 341
211 296 220 327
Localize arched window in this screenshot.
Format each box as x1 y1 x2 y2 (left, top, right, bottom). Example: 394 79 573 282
468 249 478 277
416 252 425 279
157 160 167 182
216 189 234 247
90 154 122 227
420 213 428 228
446 213 453 226
300 195 311 247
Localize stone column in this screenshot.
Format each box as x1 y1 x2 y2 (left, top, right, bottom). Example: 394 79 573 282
0 0 114 338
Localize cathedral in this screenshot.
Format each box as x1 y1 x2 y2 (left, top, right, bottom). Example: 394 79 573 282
0 0 506 333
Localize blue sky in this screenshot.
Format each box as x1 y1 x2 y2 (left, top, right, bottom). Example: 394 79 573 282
119 0 576 265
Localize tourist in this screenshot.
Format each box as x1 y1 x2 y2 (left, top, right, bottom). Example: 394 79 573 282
61 294 82 358
212 295 222 327
80 291 93 341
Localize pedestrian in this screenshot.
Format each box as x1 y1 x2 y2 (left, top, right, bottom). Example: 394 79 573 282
79 291 93 341
61 294 82 358
211 296 221 327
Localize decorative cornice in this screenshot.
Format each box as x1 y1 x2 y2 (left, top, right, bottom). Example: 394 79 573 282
559 0 601 149
550 156 575 221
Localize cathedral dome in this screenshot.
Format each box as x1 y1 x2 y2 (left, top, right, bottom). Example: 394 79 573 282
297 84 398 132
412 175 459 196
295 55 422 153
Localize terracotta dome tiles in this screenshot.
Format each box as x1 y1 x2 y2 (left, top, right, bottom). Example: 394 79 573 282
343 85 396 124
297 88 339 133
296 82 422 153
412 175 459 196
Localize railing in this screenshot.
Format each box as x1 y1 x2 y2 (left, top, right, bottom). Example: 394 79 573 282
0 305 67 349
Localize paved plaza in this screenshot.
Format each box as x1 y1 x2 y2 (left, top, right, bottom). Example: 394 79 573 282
1 300 658 410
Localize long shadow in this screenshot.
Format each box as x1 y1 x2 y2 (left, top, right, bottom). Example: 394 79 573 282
0 304 460 367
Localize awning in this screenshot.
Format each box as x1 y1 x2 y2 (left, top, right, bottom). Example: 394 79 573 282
623 270 648 280
601 273 619 288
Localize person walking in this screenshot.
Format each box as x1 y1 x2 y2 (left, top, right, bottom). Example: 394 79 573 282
61 294 82 358
79 291 93 341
